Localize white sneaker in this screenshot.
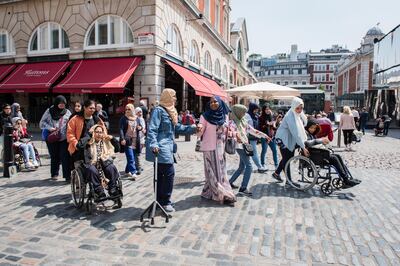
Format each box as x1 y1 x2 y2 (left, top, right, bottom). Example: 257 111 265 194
25 162 34 169
126 172 137 180
33 161 39 168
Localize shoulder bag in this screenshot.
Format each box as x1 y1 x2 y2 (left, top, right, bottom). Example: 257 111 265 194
242 143 254 156
47 117 63 143
225 123 236 155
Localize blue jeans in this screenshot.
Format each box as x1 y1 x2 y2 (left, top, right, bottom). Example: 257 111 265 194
229 149 253 190
249 140 262 169
156 163 175 206
124 146 137 174
19 143 37 164
260 138 278 168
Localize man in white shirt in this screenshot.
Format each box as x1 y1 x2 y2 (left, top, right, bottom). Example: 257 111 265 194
351 107 360 130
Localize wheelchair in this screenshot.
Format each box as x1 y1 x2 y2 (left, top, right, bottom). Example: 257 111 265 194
283 148 352 196
71 161 123 214
14 144 41 171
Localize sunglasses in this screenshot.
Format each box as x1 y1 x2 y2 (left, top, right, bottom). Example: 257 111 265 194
94 131 103 134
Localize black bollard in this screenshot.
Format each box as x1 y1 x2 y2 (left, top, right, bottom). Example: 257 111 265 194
3 123 14 178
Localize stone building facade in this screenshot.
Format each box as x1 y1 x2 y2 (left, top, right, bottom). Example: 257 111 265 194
0 0 256 123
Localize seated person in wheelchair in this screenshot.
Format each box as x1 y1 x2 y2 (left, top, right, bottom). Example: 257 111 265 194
304 119 360 188
84 124 120 200
11 117 39 169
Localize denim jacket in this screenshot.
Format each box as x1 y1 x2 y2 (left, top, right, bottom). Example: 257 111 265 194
146 106 195 164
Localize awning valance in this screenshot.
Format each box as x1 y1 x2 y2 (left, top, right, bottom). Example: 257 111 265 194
0 64 16 82
54 57 142 94
0 61 71 93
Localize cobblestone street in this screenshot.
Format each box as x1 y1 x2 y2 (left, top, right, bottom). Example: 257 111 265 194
0 130 399 266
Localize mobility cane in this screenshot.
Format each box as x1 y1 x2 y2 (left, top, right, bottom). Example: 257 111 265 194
140 153 171 225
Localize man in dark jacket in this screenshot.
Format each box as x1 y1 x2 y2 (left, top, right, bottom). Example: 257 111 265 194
0 103 12 136
359 107 369 135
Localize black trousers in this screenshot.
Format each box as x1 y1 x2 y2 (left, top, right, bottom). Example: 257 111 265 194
85 164 118 193
328 154 349 180
384 122 390 135
46 140 70 179
276 147 295 176
155 163 175 206
342 130 354 145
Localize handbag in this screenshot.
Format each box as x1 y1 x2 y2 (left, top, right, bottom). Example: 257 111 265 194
195 137 202 152
242 143 254 156
47 117 63 143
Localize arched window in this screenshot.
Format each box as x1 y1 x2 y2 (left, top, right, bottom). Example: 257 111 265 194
222 65 228 81
0 29 15 56
85 15 133 49
188 40 199 65
236 40 243 62
229 73 234 84
214 59 221 77
204 51 212 72
29 22 69 54
166 24 182 56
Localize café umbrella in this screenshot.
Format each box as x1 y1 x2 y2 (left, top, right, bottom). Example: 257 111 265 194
226 81 301 99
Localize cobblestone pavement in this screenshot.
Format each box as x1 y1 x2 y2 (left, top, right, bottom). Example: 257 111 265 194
0 130 399 265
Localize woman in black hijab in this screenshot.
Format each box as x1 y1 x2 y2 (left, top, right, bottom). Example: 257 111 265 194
39 95 72 182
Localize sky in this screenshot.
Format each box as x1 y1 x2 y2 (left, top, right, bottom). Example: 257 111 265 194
230 0 400 57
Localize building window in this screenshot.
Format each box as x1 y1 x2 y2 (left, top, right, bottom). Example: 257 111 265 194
215 1 220 30
188 40 199 64
204 51 212 72
204 0 210 19
0 29 15 56
29 22 69 54
236 40 243 62
276 81 281 85
166 24 182 56
293 81 298 85
85 15 133 49
214 59 221 77
222 65 228 81
281 70 284 75
284 81 289 85
302 81 307 85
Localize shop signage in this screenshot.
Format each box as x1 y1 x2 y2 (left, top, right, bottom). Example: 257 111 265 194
81 89 92 93
24 69 50 77
137 33 154 45
15 90 25 93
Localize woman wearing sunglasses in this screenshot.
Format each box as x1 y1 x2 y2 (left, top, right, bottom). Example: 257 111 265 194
272 97 309 185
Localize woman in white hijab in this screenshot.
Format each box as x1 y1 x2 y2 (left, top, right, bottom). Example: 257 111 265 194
272 97 309 185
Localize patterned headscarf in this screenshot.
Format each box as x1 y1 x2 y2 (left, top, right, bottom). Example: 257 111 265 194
231 104 248 144
159 88 178 125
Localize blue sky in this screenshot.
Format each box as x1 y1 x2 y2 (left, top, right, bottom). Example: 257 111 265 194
230 0 400 57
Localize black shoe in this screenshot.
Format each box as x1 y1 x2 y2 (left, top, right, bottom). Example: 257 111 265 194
136 170 141 175
238 188 253 197
95 190 107 201
223 199 235 207
257 169 267 173
230 183 239 189
109 188 120 197
272 172 283 182
289 182 301 189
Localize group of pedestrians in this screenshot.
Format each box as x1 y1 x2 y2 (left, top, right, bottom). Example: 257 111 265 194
0 91 381 213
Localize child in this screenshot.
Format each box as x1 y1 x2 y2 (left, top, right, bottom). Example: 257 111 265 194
12 117 39 169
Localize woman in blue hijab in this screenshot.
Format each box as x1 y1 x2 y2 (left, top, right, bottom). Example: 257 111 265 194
196 96 236 206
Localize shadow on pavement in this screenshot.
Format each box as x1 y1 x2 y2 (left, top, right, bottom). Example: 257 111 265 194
250 182 355 201
0 178 67 188
174 194 232 211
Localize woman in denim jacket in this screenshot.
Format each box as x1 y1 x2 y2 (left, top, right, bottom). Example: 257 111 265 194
146 89 196 212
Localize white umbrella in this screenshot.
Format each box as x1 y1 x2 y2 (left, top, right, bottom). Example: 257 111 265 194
226 81 301 99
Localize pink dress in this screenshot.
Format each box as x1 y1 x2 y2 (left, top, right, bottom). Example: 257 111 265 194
197 115 236 203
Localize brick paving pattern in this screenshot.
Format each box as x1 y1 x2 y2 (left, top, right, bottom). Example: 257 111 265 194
0 130 399 265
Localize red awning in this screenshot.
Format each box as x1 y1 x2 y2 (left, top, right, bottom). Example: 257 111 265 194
195 74 228 99
0 64 16 82
165 60 227 99
54 57 142 94
0 61 71 93
166 61 213 97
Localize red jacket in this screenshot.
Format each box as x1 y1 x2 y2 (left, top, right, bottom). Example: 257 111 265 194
316 118 334 141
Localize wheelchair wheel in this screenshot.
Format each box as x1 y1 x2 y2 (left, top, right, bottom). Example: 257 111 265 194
321 183 333 195
284 155 318 191
71 169 85 208
332 178 344 189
